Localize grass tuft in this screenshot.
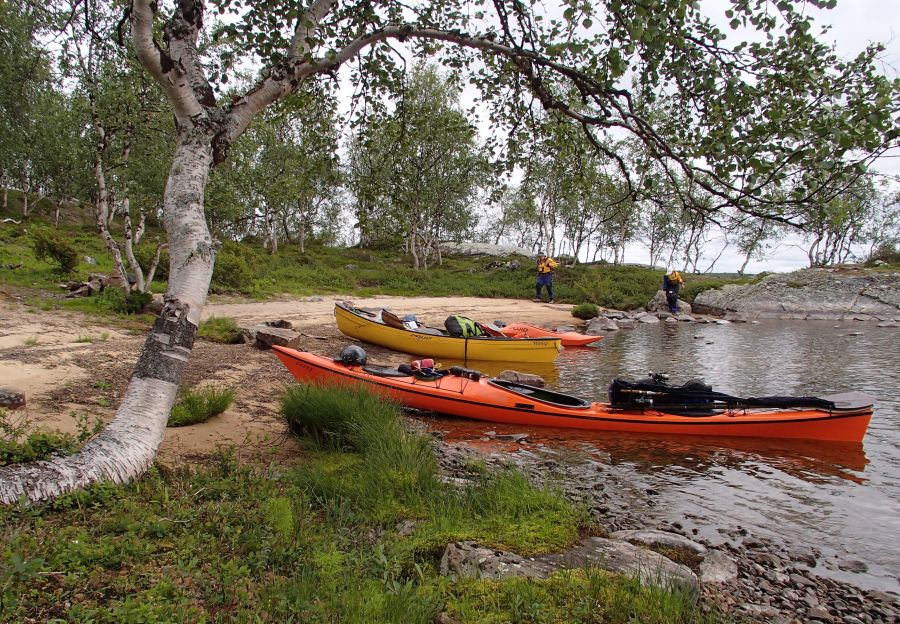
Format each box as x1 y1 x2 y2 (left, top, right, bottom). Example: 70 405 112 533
571 302 599 319
198 316 242 343
168 386 235 427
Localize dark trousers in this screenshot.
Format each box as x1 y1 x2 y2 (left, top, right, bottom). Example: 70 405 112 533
666 290 679 313
536 273 554 300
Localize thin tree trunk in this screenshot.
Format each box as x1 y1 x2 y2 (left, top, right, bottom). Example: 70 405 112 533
144 242 168 289
0 136 214 504
123 198 147 293
95 150 131 294
410 228 420 270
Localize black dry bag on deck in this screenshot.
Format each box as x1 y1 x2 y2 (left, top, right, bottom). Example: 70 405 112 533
444 315 484 338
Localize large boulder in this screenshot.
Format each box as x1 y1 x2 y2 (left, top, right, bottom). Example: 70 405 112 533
587 316 620 332
253 326 302 349
440 538 699 594
610 529 707 555
647 290 692 315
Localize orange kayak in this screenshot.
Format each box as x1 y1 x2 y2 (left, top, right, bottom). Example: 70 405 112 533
272 347 873 442
498 322 603 346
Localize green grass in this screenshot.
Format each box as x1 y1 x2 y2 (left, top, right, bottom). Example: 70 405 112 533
0 384 727 623
198 316 242 343
167 386 236 427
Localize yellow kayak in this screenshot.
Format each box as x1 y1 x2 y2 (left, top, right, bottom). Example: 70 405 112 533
334 302 562 363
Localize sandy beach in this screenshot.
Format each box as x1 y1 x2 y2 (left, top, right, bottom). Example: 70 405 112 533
0 294 577 464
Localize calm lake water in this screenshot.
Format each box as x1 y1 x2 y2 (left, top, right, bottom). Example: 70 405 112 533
433 321 900 592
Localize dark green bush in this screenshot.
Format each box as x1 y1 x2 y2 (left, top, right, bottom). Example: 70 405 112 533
571 302 599 320
31 227 79 274
122 291 153 313
212 241 255 293
81 288 152 315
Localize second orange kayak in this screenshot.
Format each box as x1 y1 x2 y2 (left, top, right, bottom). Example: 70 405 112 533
498 322 602 346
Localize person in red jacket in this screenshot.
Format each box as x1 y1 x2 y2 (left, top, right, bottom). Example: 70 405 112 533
533 253 559 303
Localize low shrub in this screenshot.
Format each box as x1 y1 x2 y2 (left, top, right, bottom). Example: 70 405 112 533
281 383 403 454
168 386 235 427
31 227 79 274
571 302 599 320
198 316 242 343
122 291 153 313
1 410 102 465
82 288 152 315
212 249 253 293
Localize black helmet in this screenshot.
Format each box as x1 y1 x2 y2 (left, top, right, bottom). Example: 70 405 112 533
338 345 367 366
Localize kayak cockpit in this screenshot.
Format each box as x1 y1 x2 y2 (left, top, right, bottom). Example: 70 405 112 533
489 379 592 409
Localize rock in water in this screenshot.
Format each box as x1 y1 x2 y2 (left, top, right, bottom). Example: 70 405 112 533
496 370 545 387
0 389 26 409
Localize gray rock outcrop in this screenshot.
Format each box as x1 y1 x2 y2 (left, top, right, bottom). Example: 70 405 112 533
587 316 620 332
440 538 699 594
610 529 707 555
693 267 900 320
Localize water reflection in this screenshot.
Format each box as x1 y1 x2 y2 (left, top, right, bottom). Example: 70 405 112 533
431 417 869 484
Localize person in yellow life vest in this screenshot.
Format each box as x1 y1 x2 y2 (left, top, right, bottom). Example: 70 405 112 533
663 269 684 313
534 253 559 303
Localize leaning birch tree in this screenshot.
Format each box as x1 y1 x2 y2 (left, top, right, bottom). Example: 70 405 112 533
2 0 898 503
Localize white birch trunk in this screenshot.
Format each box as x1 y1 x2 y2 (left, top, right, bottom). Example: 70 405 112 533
145 242 168 288
123 198 147 293
0 137 214 504
95 151 131 294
